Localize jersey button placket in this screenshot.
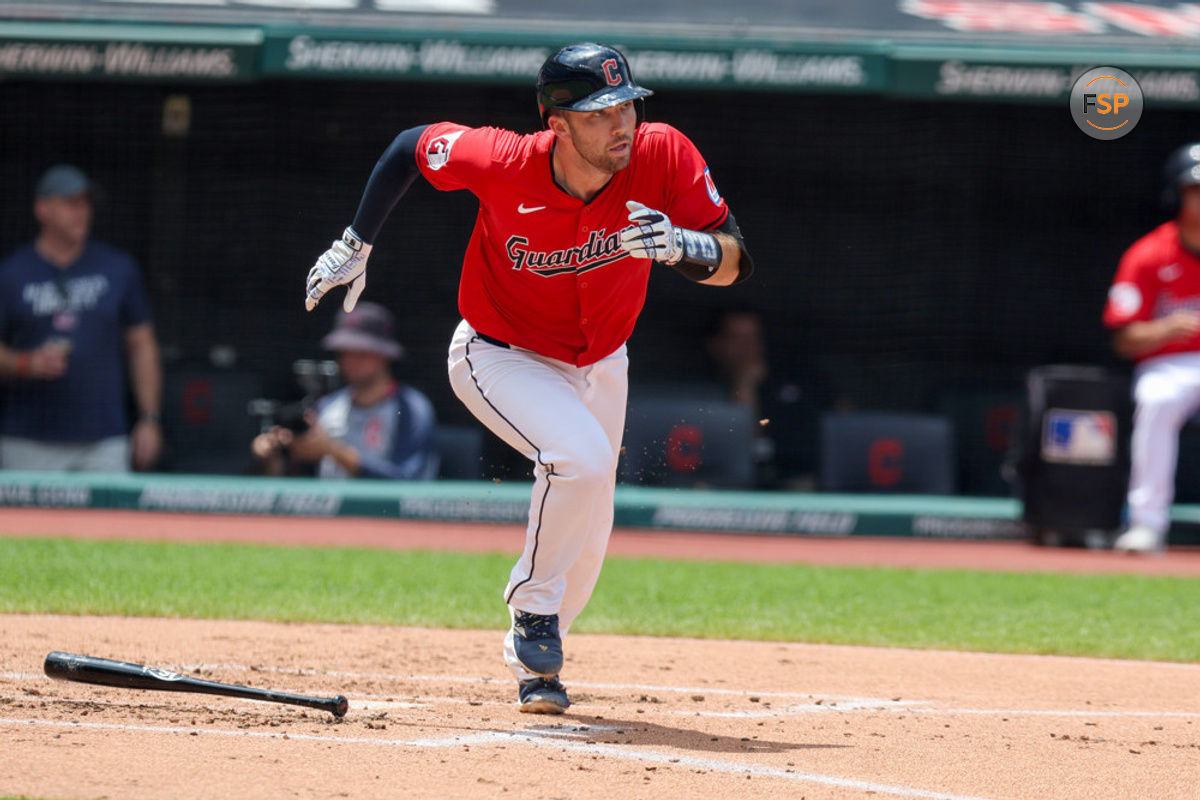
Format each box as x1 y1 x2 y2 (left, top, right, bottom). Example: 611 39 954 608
577 209 592 334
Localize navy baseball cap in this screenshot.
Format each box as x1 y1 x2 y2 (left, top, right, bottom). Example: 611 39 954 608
35 164 92 199
321 301 404 360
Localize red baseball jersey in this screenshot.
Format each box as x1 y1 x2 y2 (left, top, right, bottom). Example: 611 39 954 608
1104 221 1200 362
416 121 730 366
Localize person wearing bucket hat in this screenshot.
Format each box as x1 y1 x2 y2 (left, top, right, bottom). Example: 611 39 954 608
251 301 438 480
0 163 162 472
1103 143 1200 554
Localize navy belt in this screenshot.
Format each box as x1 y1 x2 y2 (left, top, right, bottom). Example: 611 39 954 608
475 331 510 349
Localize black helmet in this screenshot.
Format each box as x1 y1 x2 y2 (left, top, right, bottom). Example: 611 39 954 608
1162 142 1200 215
536 42 653 127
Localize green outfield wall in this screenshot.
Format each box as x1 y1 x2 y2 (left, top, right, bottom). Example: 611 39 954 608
4 471 1200 547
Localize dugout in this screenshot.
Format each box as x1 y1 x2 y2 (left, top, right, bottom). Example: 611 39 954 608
0 5 1197 494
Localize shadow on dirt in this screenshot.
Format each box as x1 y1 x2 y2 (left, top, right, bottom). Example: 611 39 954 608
540 714 851 754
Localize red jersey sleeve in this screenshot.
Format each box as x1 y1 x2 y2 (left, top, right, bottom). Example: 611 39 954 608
1103 238 1157 329
416 123 510 194
637 124 729 232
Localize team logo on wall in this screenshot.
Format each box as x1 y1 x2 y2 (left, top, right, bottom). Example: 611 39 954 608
425 131 464 171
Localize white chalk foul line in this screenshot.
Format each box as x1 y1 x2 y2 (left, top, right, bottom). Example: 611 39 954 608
184 664 872 701
0 717 993 800
7 675 1199 721
912 708 1200 718
6 679 1199 721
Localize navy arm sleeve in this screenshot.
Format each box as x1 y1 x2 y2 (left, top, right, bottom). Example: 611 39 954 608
350 124 430 245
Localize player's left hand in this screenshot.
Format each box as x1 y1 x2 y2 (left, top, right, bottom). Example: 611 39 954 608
620 201 683 265
305 227 372 312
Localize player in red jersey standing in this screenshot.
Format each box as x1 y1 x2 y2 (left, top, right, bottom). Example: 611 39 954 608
1103 143 1200 554
305 43 753 711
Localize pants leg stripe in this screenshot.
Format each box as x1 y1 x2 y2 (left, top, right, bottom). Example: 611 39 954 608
507 474 554 604
463 335 552 606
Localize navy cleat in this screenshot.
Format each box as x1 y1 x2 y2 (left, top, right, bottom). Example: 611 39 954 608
519 676 570 714
511 610 563 677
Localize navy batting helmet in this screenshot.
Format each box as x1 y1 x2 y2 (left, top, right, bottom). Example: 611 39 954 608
1162 142 1200 215
536 43 653 127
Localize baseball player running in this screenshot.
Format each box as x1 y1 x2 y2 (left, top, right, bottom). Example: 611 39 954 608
304 43 753 712
1104 142 1200 554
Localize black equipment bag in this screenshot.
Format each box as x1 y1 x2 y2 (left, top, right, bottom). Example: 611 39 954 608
1018 365 1132 546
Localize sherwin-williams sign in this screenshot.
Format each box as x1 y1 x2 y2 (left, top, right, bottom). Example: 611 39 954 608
260 32 888 92
890 48 1200 106
1 19 1197 106
0 23 261 81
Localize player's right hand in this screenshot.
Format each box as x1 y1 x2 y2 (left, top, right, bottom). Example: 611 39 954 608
1164 310 1200 341
305 227 372 312
620 201 684 265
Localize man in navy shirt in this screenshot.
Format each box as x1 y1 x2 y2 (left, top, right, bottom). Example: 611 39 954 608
0 165 162 471
251 302 439 479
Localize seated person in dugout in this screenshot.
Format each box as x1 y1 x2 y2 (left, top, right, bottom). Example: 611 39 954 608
704 306 821 490
252 302 438 479
1103 142 1200 554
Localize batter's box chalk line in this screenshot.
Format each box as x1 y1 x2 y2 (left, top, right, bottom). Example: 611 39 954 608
0 716 995 800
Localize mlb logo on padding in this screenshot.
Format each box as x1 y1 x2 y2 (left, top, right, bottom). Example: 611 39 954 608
1041 409 1116 465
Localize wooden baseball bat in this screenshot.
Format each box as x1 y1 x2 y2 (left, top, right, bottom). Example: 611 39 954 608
44 651 348 718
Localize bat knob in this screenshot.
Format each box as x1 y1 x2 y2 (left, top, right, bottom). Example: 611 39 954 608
331 695 349 718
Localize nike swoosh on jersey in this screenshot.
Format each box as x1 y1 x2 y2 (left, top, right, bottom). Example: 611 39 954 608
518 204 547 214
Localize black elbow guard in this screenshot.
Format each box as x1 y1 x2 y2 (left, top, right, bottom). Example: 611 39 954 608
668 213 755 284
715 213 754 284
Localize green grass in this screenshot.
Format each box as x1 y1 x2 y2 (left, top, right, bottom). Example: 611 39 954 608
2 537 1198 662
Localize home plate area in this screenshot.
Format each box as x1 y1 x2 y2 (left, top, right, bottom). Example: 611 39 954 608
1 616 1197 800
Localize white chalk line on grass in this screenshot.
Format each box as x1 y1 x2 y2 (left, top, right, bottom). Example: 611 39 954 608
0 716 993 800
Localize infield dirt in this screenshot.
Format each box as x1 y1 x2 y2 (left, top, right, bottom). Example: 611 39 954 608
2 613 1198 799
3 509 1200 798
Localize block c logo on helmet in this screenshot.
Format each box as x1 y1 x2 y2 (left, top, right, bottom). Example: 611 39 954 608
601 58 621 86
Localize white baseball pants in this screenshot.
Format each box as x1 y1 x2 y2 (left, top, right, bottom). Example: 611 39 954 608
1127 352 1200 534
447 319 628 680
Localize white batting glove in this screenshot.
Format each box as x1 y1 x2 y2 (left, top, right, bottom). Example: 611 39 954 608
619 201 684 265
305 227 372 312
